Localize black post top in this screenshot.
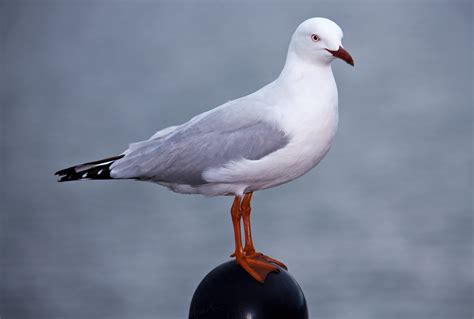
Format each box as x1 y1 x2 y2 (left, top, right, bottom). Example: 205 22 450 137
189 260 308 319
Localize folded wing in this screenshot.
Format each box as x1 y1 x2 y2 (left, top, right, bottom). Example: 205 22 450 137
111 103 288 185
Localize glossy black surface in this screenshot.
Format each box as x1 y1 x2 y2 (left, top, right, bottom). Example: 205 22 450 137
189 260 308 319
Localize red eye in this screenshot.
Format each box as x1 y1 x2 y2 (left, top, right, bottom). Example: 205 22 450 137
311 34 320 42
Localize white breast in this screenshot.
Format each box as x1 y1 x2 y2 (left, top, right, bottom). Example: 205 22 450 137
201 75 339 195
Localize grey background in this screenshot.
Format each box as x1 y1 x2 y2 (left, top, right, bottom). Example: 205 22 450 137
1 1 472 318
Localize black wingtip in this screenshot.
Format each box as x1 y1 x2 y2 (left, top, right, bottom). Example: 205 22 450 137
55 154 125 182
54 167 77 182
55 167 75 176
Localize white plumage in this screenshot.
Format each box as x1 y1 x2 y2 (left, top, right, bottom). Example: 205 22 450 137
57 17 353 197
54 17 354 283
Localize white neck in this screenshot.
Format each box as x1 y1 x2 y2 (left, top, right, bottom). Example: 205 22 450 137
276 50 336 97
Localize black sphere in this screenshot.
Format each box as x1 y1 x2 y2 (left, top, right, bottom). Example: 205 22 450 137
189 260 308 319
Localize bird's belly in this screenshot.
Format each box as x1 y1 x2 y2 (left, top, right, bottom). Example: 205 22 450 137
262 101 339 180
248 125 337 191
201 105 339 194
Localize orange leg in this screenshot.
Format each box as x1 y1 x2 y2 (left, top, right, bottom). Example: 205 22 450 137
230 196 244 258
230 195 279 283
241 192 256 255
241 192 288 271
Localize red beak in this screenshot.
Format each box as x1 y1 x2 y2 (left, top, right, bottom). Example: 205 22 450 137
325 46 354 66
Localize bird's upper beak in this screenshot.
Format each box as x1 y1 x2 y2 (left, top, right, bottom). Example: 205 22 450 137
325 46 354 66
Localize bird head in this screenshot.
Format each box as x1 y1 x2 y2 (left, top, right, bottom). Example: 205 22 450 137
290 17 354 66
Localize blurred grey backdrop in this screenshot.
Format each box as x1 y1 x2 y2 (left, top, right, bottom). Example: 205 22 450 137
1 1 472 319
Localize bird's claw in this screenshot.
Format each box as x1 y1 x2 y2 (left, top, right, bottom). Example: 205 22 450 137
235 254 280 283
251 252 288 270
231 251 287 270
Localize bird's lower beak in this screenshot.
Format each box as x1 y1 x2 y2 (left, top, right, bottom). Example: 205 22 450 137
326 46 354 66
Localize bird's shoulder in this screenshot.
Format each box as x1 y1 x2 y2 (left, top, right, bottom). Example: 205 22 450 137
176 86 282 136
124 82 284 156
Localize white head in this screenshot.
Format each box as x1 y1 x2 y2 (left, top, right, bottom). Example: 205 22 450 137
289 17 354 66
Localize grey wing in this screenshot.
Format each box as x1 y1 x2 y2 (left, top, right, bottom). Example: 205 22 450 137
110 109 288 185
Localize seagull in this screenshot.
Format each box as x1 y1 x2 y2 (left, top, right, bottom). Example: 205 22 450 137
55 17 354 283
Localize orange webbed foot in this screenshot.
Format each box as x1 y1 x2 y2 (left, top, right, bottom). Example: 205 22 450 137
248 252 288 270
235 254 280 283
